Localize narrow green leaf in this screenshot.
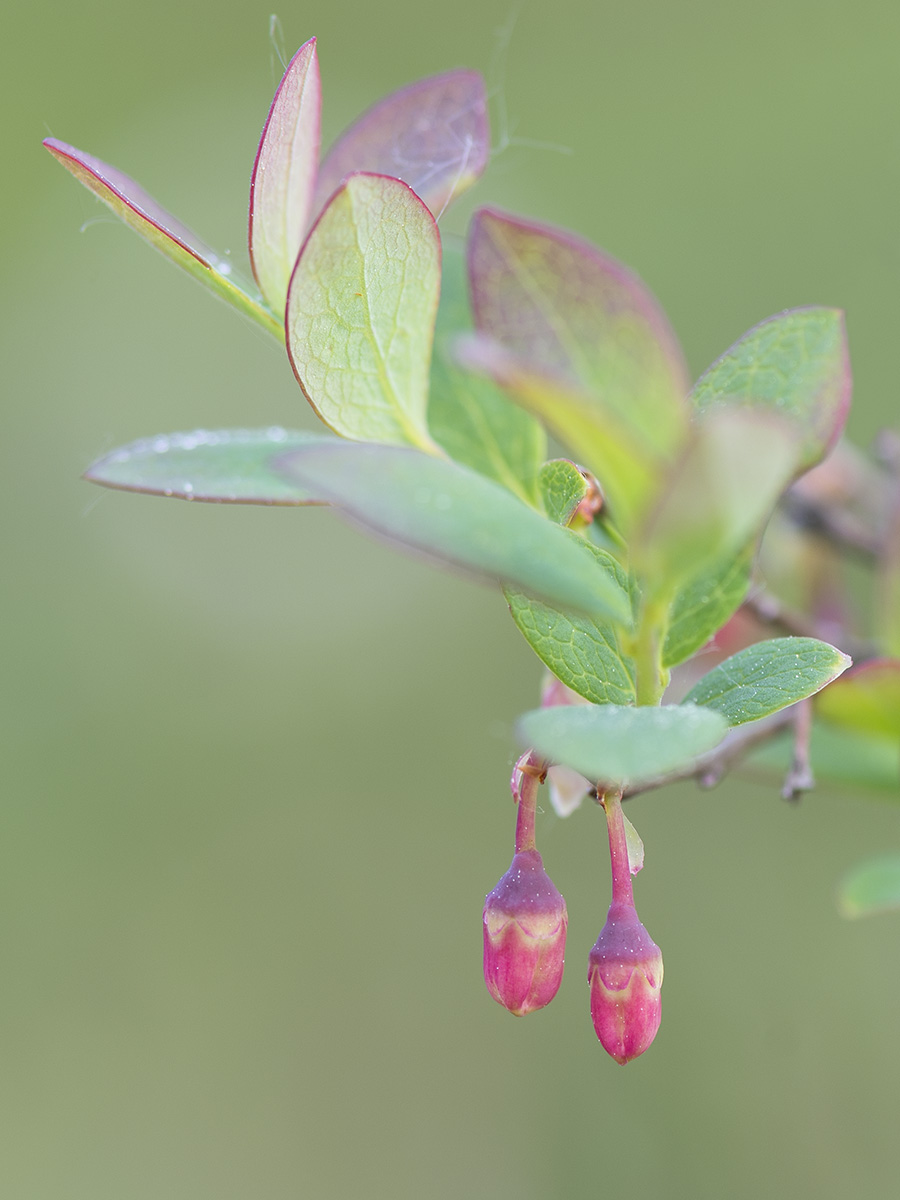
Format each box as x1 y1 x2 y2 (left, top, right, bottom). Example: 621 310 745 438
623 813 644 875
538 460 590 526
85 428 332 504
312 70 489 222
691 307 851 472
466 207 690 527
286 173 441 452
635 408 799 590
279 442 632 619
815 660 900 739
747 724 900 795
43 138 281 339
663 544 754 668
838 855 900 918
516 703 729 786
683 637 851 726
427 241 545 506
506 541 634 705
249 38 321 315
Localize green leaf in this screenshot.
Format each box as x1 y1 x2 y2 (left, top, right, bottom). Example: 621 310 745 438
249 38 321 315
312 70 489 223
516 703 729 786
635 408 799 591
43 138 281 339
538 460 590 526
506 542 636 706
279 442 632 619
815 660 900 739
623 813 644 875
838 855 900 918
286 174 441 452
662 544 754 668
747 723 900 795
683 637 851 726
84 428 332 504
427 241 546 506
691 308 851 472
466 208 690 528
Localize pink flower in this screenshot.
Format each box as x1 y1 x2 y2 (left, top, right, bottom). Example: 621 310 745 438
587 901 663 1064
483 850 568 1016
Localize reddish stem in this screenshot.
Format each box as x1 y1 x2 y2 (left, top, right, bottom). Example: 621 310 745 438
602 788 633 907
513 750 545 854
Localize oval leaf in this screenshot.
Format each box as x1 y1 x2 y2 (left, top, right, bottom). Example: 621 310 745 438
312 70 489 221
467 208 689 526
662 544 754 668
691 307 851 472
516 703 729 786
249 38 321 315
683 637 851 726
278 442 632 619
85 428 333 504
815 659 900 739
505 543 636 705
838 855 900 918
43 138 281 339
286 173 441 451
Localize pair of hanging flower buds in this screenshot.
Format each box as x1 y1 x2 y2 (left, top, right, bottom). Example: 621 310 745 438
482 751 663 1064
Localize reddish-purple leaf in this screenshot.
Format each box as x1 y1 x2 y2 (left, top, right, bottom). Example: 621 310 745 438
249 37 321 315
44 138 281 338
466 208 689 526
312 70 488 221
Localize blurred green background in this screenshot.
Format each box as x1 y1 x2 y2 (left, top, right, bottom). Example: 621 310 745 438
5 1 900 1196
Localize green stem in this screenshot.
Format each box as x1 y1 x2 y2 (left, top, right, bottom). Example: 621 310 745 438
632 594 669 707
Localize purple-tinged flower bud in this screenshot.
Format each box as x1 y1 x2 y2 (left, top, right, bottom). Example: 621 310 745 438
587 901 663 1064
483 849 568 1016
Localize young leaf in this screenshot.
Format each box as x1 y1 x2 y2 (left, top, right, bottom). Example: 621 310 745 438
838 856 900 918
278 442 632 619
516 703 729 787
426 241 546 506
249 38 321 316
43 138 281 339
538 460 591 526
286 173 441 452
635 407 799 591
466 208 690 526
505 541 635 705
815 659 900 739
312 70 489 222
84 428 332 504
662 544 754 668
683 637 851 726
691 308 851 472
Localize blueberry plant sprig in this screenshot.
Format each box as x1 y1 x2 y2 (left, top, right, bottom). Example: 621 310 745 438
48 35 900 1064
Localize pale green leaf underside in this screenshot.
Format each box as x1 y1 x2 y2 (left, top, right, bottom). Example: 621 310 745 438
516 703 729 786
683 637 851 726
427 241 545 505
838 856 900 918
44 139 281 339
280 442 632 618
663 545 754 668
286 173 440 451
505 542 635 705
85 428 332 504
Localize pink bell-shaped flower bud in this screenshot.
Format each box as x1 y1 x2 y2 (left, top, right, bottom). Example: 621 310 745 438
587 900 663 1063
483 847 568 1016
